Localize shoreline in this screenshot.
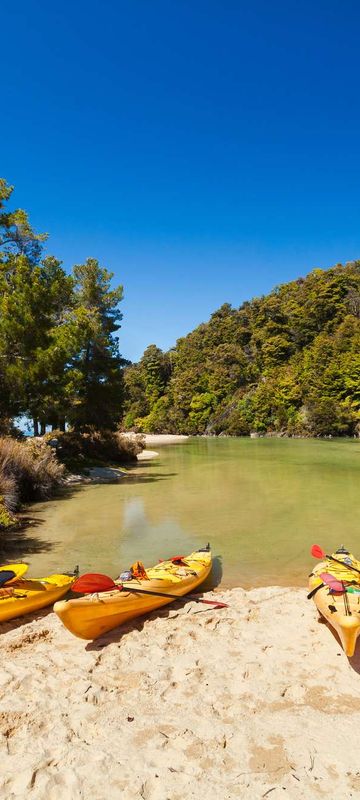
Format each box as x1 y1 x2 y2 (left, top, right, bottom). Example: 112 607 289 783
2 585 360 798
137 433 189 446
65 435 189 481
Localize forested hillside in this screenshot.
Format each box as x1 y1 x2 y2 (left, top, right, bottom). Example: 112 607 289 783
123 263 360 436
3 175 360 440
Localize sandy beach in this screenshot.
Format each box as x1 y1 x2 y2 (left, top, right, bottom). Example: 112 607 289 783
137 434 189 447
2 586 360 799
127 433 189 462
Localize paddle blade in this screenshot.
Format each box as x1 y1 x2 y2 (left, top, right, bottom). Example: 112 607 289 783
311 544 325 559
0 570 16 587
72 573 120 594
320 572 344 592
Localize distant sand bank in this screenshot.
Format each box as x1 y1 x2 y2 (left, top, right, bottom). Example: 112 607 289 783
139 434 188 446
122 433 189 462
1 586 360 798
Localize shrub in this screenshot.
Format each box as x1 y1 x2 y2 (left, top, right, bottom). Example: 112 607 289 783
0 497 17 530
0 437 65 511
0 419 24 439
44 429 145 466
0 472 18 513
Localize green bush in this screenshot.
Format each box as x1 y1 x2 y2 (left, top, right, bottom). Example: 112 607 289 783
44 429 145 466
0 496 17 530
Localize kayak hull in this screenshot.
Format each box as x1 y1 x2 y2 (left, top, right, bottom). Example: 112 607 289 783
309 559 360 657
54 549 212 640
0 575 74 623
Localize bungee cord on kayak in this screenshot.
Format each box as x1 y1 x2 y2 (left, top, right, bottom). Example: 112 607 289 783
309 545 360 655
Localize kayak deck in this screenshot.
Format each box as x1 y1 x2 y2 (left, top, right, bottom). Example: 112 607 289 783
0 574 74 623
54 548 212 640
309 556 360 657
0 563 29 582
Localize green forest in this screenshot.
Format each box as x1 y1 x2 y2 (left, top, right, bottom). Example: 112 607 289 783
124 264 360 437
0 178 125 436
2 176 360 441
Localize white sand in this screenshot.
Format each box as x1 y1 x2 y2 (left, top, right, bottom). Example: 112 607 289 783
1 587 360 799
122 432 188 447
139 434 188 446
137 449 159 461
133 434 188 461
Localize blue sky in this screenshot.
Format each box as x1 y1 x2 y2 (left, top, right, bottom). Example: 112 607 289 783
2 1 360 361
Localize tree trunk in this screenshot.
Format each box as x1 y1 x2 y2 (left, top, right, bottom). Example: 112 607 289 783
33 419 39 437
40 420 46 436
59 418 66 432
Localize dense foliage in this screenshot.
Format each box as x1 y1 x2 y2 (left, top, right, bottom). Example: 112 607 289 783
3 176 360 441
123 263 360 437
0 179 125 434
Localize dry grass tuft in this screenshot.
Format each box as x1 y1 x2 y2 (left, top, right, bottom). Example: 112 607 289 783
0 437 65 512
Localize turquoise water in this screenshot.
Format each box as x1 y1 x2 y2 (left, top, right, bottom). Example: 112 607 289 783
13 437 360 587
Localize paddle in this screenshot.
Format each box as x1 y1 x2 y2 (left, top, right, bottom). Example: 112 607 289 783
307 582 325 600
72 573 117 594
0 570 16 588
311 544 360 577
72 573 228 608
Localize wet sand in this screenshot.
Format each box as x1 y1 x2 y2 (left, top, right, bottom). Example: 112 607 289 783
1 586 360 799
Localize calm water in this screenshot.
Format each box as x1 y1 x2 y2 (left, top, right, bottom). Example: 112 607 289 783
12 438 360 587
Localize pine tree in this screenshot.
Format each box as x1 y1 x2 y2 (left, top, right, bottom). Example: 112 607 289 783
0 179 47 263
69 258 125 430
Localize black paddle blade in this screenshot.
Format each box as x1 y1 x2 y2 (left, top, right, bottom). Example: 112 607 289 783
0 570 16 587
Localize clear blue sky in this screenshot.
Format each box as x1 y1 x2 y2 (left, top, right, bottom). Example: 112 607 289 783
2 1 360 361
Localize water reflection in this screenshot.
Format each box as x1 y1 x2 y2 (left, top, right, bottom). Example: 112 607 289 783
4 437 360 588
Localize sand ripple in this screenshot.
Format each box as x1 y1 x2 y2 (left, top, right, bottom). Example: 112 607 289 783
1 587 360 798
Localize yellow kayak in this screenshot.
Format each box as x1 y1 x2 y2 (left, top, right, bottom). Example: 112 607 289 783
0 563 28 583
54 546 212 640
309 547 360 656
0 573 75 623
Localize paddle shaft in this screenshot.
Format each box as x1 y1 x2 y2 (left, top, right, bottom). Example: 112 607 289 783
307 583 325 600
123 585 227 607
72 572 227 607
326 554 360 576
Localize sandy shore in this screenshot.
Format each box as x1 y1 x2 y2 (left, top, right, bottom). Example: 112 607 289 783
1 586 360 799
65 435 188 481
138 434 188 446
132 433 189 462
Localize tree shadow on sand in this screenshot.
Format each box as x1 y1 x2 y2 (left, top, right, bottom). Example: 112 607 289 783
0 605 55 637
348 649 360 674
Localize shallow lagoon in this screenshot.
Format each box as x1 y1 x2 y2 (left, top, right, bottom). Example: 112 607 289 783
14 437 360 587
